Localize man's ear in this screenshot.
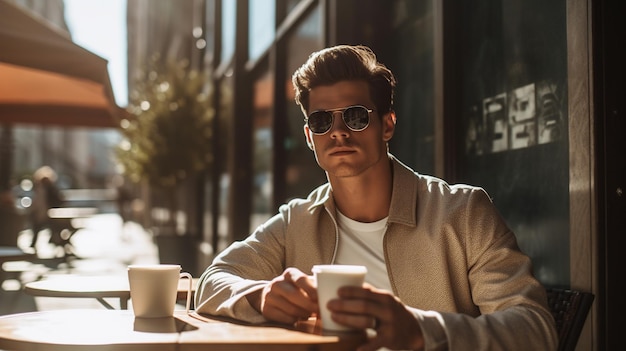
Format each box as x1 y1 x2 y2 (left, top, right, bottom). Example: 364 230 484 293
382 111 396 142
304 125 314 150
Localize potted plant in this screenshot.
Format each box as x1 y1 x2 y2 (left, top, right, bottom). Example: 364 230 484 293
115 58 214 273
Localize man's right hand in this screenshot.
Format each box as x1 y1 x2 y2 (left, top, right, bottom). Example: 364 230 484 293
246 267 318 324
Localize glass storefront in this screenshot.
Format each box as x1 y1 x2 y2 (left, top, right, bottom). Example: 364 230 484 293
283 4 325 200
455 0 569 286
251 69 274 231
220 0 236 65
248 0 275 61
386 1 436 175
215 74 234 250
206 0 572 288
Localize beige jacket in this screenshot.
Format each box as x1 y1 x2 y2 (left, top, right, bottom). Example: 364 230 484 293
195 155 558 351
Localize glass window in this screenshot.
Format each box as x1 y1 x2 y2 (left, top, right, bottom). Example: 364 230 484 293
202 173 214 244
387 0 435 175
248 0 275 61
220 0 236 64
286 0 302 13
203 0 216 62
214 74 234 250
455 0 569 286
284 4 325 200
250 70 274 231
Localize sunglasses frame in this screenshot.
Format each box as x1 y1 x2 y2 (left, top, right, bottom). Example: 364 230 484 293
305 105 375 135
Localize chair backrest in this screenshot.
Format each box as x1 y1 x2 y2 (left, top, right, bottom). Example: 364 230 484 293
546 287 595 351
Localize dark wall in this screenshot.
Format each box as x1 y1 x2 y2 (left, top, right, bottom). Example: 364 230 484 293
594 0 626 348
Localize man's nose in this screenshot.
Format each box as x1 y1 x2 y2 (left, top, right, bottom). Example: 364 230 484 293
329 111 349 136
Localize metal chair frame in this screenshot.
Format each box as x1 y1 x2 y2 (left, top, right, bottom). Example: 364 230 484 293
546 287 595 351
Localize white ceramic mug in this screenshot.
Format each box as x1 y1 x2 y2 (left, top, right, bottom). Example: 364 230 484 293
127 264 192 318
312 264 367 331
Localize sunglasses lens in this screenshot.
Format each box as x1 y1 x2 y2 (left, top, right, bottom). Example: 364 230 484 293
307 111 333 134
343 106 370 131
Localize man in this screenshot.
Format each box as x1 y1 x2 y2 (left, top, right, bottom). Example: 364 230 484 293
195 45 557 351
29 166 63 250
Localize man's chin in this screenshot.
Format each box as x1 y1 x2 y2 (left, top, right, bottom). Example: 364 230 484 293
326 165 362 178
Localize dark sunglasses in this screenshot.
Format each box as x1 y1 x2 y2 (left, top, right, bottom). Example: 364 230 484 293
305 105 375 135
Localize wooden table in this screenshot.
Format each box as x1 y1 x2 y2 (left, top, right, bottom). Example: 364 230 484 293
24 275 198 310
0 309 367 350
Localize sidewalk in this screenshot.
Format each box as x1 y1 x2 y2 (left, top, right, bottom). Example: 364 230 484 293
1 213 158 315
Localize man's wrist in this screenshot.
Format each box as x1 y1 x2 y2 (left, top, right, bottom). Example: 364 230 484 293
246 289 263 313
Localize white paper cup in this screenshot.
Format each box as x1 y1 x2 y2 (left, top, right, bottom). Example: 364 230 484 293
312 264 367 331
128 264 192 318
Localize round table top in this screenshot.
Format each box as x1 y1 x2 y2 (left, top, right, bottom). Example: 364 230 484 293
0 309 181 351
0 309 367 351
24 274 198 300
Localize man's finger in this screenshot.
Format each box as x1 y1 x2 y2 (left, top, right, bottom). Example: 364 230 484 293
290 273 318 301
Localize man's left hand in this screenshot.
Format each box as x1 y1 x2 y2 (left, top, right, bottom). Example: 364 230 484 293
326 284 425 351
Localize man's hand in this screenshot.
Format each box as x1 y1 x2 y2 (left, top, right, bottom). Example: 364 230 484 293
247 267 318 324
327 284 425 351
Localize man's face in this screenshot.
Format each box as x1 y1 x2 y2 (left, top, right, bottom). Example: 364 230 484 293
304 80 395 179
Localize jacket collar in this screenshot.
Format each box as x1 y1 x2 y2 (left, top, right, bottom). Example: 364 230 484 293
308 154 419 227
387 155 419 227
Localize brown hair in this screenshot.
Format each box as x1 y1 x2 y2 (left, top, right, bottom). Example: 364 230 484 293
292 45 396 116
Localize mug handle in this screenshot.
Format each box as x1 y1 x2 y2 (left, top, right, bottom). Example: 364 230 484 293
179 272 192 313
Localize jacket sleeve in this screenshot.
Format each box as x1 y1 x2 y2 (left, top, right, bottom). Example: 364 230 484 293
412 304 558 351
414 188 558 351
194 212 288 323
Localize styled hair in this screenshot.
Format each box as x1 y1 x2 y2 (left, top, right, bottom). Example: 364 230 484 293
292 45 396 116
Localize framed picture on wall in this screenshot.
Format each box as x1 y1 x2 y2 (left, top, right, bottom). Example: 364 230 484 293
483 93 508 153
509 83 537 150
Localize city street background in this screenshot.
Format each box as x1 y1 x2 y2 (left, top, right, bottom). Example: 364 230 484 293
1 214 158 314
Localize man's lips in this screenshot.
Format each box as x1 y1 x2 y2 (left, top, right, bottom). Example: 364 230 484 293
328 147 356 156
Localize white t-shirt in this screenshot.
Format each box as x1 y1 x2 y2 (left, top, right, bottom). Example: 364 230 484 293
335 212 406 351
334 210 393 292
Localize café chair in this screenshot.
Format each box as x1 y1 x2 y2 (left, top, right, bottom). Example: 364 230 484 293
48 217 80 259
546 287 594 351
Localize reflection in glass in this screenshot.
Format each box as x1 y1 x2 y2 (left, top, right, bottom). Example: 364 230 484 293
215 75 233 249
221 0 236 64
251 71 274 231
286 0 302 13
456 0 569 287
249 0 275 61
284 4 325 200
387 0 435 174
203 0 216 61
